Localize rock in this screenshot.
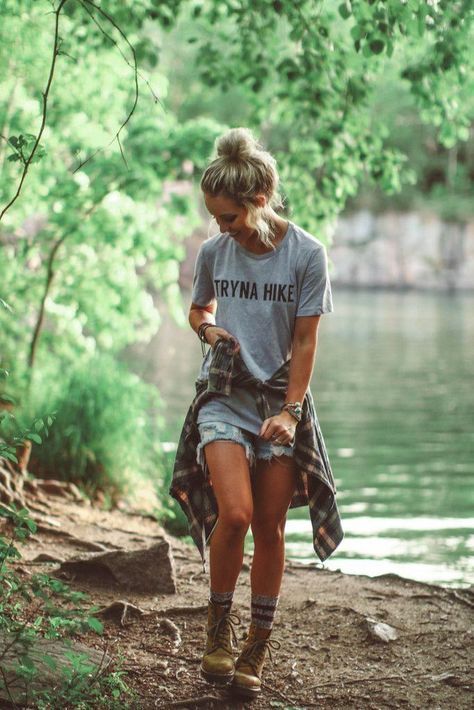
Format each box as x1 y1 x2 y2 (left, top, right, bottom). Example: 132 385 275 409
331 211 474 292
32 552 64 563
97 600 145 626
159 618 182 647
365 616 399 642
0 630 112 705
57 540 177 593
0 456 27 507
29 478 85 502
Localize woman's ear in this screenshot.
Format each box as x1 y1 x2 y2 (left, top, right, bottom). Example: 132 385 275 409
252 193 267 208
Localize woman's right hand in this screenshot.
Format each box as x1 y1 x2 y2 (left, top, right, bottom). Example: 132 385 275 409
205 326 240 353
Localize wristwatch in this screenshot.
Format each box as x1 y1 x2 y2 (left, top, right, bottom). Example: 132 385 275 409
281 401 302 422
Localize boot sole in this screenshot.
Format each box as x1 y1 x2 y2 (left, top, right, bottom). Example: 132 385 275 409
200 666 234 685
230 681 261 698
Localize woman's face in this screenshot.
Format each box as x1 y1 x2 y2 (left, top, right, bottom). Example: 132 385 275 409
204 192 254 239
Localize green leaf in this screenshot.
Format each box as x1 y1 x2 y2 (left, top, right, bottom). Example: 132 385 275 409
86 616 103 633
42 654 58 671
26 518 38 533
26 433 42 445
338 3 351 20
369 39 385 54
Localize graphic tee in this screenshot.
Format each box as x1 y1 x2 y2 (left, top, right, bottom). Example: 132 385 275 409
191 221 333 434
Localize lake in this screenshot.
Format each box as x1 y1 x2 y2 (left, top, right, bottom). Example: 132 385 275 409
140 288 474 589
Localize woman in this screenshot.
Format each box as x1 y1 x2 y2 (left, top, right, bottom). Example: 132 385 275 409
170 127 343 699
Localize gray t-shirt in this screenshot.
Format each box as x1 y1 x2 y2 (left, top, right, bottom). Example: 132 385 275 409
192 221 333 434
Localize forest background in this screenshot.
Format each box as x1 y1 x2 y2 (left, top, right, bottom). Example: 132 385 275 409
1 0 473 527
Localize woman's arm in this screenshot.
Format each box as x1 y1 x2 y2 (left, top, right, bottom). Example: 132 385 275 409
189 301 240 351
285 315 320 403
259 315 321 442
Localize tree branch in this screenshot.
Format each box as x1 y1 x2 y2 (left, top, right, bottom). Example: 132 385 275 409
72 0 140 172
0 0 69 222
26 198 102 377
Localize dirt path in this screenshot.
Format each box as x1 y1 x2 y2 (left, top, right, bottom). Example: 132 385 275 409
10 494 474 709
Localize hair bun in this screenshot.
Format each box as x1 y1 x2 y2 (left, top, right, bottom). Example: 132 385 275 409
216 127 260 161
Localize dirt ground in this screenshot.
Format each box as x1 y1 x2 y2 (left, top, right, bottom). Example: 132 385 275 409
8 493 474 710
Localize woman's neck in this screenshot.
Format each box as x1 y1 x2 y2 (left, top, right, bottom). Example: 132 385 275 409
236 215 289 255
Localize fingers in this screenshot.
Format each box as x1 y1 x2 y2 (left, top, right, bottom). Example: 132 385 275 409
259 418 295 444
207 327 240 352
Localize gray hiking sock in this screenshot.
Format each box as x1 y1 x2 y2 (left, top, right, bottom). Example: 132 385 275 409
251 593 279 630
209 589 234 613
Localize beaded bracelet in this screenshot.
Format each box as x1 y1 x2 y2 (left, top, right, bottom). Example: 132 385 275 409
197 322 215 342
197 322 216 356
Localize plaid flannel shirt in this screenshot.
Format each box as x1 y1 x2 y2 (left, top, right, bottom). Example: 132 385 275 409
169 338 343 572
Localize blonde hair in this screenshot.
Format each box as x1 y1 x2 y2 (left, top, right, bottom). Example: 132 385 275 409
200 127 283 248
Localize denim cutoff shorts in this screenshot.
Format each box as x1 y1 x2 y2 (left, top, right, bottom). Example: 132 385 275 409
196 420 294 471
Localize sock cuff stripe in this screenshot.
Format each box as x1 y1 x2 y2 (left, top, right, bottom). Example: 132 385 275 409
251 600 278 610
251 594 280 605
210 590 234 599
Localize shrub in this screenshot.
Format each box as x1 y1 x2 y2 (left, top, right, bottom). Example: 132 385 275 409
17 353 164 501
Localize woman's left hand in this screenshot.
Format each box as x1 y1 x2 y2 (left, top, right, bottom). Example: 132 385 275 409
259 410 297 445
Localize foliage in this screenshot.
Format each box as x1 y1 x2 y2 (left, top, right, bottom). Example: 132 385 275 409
0 504 136 708
181 0 473 234
0 299 56 465
154 445 189 536
13 353 164 498
345 61 474 220
0 1 223 383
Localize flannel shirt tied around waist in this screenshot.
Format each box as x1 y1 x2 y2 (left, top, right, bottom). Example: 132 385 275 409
169 338 343 573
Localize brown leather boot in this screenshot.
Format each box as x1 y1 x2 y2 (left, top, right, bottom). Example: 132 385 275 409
200 600 241 684
231 622 281 697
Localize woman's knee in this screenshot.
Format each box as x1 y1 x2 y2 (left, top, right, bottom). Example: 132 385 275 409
219 507 253 536
252 518 286 546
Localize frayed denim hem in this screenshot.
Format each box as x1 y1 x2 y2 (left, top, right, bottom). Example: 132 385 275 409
196 421 293 471
196 421 256 471
256 444 294 463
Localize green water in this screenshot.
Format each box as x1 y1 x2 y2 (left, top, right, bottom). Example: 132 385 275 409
143 289 474 588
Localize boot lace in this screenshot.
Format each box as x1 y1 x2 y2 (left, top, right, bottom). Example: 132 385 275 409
238 637 281 674
209 611 241 653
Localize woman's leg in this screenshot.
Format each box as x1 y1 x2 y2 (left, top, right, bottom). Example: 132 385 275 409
200 440 254 684
250 455 297 597
204 441 254 592
230 455 297 697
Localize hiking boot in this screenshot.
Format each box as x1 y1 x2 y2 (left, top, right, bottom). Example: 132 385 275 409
200 600 241 684
231 622 281 698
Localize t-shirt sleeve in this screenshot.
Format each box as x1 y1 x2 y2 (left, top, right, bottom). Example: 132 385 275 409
191 244 215 306
296 246 334 316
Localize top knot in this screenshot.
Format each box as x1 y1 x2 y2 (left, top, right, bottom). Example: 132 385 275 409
216 127 261 161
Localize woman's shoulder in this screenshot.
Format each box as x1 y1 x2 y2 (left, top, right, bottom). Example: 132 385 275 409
289 222 327 256
198 233 229 257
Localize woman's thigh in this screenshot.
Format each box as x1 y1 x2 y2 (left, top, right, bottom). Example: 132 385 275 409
203 440 254 525
251 455 297 537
